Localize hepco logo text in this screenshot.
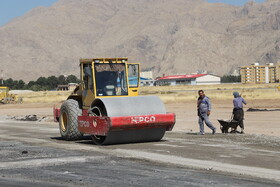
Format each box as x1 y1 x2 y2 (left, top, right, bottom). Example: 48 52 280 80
131 116 156 124
79 120 90 127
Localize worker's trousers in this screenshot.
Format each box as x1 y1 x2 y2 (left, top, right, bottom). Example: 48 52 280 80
198 112 215 134
233 108 244 129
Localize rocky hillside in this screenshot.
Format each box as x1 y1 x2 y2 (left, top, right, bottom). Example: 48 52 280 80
1 0 280 81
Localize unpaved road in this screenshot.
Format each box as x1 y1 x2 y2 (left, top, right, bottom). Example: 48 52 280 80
171 99 280 137
0 120 280 186
0 98 280 186
1 98 280 136
0 98 280 137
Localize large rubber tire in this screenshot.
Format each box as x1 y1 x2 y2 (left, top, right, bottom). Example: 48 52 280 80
59 99 83 140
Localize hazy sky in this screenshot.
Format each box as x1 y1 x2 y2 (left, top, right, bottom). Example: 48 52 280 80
0 0 57 26
0 0 267 27
207 0 265 5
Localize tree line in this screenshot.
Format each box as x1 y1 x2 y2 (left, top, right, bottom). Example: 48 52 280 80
221 75 241 83
1 74 240 91
1 75 80 91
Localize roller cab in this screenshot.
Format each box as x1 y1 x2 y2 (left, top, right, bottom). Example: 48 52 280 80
54 58 176 145
0 86 22 104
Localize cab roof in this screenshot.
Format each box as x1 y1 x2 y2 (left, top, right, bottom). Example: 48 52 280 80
80 58 128 63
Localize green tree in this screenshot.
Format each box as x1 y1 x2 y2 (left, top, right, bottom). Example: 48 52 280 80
27 81 36 88
30 84 42 91
2 79 26 89
221 75 241 83
4 78 14 88
66 74 79 83
41 85 51 91
23 84 30 90
58 75 66 85
13 80 19 89
36 77 48 86
16 80 25 89
47 76 59 89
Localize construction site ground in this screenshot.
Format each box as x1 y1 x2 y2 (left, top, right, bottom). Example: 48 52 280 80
0 99 280 186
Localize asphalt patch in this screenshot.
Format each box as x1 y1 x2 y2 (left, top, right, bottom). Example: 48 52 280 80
247 108 280 112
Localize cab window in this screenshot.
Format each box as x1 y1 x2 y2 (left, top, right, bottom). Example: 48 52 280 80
83 63 93 92
128 64 139 88
94 63 128 96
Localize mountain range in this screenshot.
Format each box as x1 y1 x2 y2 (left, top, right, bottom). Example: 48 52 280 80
1 0 280 81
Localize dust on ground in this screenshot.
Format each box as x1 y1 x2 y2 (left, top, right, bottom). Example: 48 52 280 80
0 120 280 184
169 98 280 137
1 99 280 184
0 103 54 116
171 98 280 137
0 99 280 137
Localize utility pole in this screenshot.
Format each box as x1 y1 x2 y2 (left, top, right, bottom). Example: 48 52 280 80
0 70 3 86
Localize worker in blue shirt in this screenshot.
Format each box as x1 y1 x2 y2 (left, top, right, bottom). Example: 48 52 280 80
233 92 247 134
197 90 216 135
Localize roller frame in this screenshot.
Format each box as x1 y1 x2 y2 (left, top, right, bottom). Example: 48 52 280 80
54 107 175 145
77 111 175 136
53 107 176 134
53 96 176 145
53 105 60 122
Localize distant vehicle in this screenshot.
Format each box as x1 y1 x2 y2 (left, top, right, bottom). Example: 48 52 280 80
0 86 23 104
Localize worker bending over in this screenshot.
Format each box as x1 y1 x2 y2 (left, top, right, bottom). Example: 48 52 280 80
233 92 247 134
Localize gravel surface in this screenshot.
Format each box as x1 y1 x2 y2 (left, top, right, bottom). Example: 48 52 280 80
0 140 279 187
0 99 279 186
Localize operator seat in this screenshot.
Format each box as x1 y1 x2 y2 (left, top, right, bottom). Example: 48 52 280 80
105 85 116 96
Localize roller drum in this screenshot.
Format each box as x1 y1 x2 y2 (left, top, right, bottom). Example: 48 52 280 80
93 96 166 117
91 96 167 145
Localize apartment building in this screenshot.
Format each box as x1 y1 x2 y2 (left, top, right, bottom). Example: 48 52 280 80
240 62 280 84
277 62 280 81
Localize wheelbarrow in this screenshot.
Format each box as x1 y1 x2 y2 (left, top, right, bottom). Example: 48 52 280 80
217 117 240 133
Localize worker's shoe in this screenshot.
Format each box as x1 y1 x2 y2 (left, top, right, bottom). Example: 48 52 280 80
212 128 216 135
199 132 205 135
240 129 245 134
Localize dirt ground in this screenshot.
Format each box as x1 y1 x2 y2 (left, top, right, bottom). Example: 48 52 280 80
1 99 280 185
1 121 279 185
0 98 280 137
168 98 280 137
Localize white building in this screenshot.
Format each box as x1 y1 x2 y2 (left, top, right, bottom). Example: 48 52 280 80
140 71 153 79
155 74 221 86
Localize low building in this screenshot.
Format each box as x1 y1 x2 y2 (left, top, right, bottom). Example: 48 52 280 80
155 74 221 86
140 71 153 79
140 77 155 86
57 83 78 91
57 85 69 91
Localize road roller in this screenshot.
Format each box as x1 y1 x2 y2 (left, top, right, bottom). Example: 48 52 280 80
53 58 175 145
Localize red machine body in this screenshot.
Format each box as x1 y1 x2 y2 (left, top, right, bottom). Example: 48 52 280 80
78 113 175 136
53 105 60 122
53 107 175 136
